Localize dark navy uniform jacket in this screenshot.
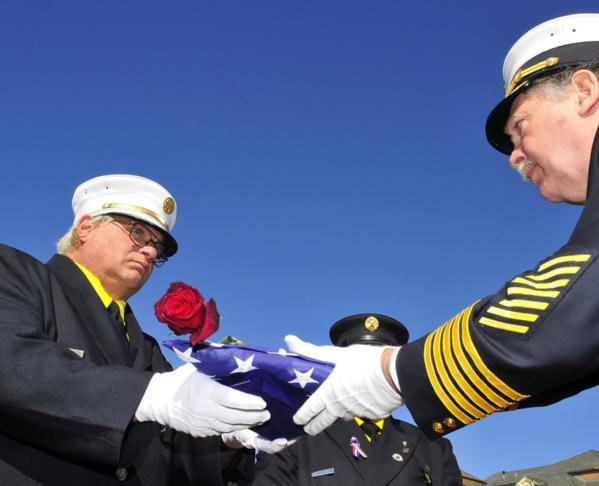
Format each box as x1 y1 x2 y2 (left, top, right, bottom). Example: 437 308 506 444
0 247 250 485
253 417 461 485
398 127 599 439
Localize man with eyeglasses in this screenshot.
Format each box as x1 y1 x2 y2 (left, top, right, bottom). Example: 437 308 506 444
0 174 276 485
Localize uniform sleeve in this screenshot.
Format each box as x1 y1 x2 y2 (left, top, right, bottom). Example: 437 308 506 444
397 247 599 438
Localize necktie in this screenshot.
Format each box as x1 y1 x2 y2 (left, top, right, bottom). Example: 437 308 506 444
108 301 129 344
360 420 380 442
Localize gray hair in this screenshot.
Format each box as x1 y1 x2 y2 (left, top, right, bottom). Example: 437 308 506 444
56 214 114 255
530 62 599 100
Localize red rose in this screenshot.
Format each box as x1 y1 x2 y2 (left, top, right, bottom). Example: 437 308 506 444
154 282 220 345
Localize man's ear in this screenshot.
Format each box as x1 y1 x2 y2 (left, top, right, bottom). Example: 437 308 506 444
75 215 96 245
572 69 599 116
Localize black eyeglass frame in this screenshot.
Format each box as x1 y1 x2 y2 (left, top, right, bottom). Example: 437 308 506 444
110 217 169 267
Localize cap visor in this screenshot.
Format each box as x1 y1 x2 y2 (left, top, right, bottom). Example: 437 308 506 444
159 230 178 257
486 93 517 155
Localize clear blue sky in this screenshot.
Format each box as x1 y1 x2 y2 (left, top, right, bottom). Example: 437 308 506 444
2 0 598 479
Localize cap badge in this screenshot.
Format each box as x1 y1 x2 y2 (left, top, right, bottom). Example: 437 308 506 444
163 197 175 215
364 316 379 332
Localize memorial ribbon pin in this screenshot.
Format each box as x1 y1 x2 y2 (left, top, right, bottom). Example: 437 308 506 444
350 436 368 460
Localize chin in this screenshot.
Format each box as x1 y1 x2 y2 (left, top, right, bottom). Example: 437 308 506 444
539 192 561 203
122 274 146 293
540 194 564 204
536 182 561 203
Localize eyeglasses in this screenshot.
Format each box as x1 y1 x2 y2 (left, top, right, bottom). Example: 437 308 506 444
111 218 168 267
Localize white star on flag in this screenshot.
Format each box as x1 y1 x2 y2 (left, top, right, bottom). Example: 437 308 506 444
173 345 201 364
288 367 319 388
231 354 258 374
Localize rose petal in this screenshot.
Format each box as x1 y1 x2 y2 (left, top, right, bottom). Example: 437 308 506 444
190 299 220 344
155 282 208 336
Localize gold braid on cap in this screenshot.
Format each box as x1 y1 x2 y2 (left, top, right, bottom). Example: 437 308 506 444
102 203 169 230
505 57 560 97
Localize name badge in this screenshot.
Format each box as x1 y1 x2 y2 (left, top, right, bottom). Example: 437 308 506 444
311 468 335 478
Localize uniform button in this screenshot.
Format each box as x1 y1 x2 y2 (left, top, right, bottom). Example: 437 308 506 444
443 417 457 429
432 422 445 434
115 467 128 481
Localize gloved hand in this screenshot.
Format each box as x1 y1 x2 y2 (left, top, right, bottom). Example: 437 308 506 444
135 363 270 437
222 428 296 454
285 335 404 436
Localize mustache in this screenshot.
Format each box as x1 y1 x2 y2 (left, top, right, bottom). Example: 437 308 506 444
516 158 534 182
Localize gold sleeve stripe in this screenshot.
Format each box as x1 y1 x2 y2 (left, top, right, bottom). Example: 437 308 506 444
462 304 530 401
486 306 539 322
479 317 530 334
507 287 560 298
439 318 494 416
433 323 487 418
424 327 474 425
526 266 580 282
444 314 506 412
538 253 591 272
498 299 549 310
451 311 512 408
511 276 570 290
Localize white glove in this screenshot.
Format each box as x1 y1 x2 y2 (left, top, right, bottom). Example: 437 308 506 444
285 335 404 436
135 363 270 437
222 428 296 454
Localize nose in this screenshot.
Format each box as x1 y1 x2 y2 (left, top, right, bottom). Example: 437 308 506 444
139 244 159 261
508 147 525 170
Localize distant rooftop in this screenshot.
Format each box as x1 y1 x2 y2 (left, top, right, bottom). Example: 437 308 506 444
462 470 486 485
485 450 599 486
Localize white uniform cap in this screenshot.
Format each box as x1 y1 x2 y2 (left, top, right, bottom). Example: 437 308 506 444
486 13 599 154
72 174 178 256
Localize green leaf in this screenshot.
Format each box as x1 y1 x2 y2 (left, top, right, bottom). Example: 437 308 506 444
218 335 244 345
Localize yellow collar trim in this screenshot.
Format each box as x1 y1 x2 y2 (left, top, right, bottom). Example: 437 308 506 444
354 417 385 430
354 417 385 441
74 262 127 320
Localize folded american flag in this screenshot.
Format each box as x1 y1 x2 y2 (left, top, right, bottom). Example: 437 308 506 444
163 339 334 440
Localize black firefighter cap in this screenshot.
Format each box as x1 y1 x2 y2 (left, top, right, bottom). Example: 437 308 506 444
486 13 599 155
329 313 409 347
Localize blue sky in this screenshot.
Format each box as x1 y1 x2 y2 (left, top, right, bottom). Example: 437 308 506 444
2 0 599 479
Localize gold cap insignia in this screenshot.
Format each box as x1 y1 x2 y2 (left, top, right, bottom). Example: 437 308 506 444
364 316 379 332
163 197 175 215
505 56 559 97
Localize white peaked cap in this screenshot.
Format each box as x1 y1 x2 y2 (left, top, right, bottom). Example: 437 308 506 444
72 174 178 256
486 13 599 154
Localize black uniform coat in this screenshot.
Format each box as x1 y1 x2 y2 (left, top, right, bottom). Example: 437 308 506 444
0 246 236 485
398 126 599 439
252 418 462 485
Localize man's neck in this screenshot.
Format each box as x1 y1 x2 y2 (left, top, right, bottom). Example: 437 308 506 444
66 252 129 300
